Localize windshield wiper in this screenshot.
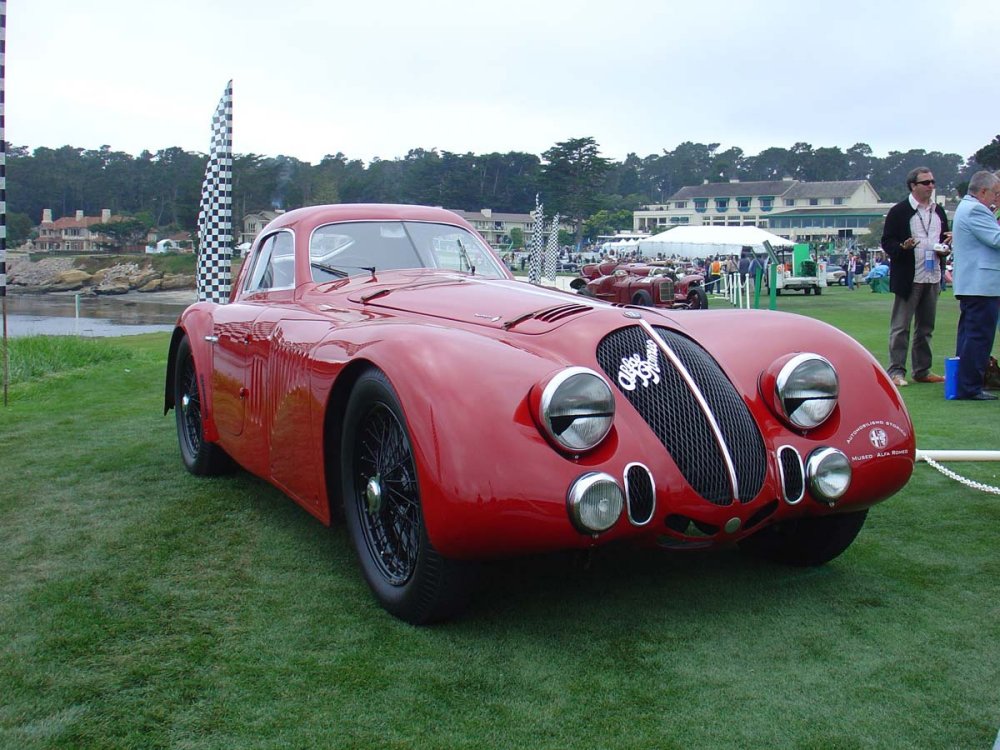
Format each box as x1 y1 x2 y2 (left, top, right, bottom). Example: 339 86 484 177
456 239 476 276
311 261 350 278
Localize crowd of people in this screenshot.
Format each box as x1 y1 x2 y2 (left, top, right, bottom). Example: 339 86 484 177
881 166 1000 401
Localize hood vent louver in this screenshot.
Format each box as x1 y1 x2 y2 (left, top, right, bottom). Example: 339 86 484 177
503 303 592 330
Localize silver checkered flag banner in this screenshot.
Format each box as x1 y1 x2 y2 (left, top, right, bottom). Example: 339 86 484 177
544 214 560 283
196 81 234 302
529 194 544 285
2 0 8 408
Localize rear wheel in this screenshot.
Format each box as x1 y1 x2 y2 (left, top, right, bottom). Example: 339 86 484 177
738 510 868 566
341 368 474 624
815 286 823 295
173 335 232 475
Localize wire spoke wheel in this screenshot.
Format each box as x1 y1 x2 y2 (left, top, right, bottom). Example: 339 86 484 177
172 335 231 476
178 348 203 456
354 402 421 585
341 367 476 624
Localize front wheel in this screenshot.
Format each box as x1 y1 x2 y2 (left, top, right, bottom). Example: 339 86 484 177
738 509 868 566
341 368 475 624
631 290 653 306
173 335 232 476
686 287 708 310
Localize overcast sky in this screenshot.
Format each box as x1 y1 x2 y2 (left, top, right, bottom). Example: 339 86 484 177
10 0 1000 165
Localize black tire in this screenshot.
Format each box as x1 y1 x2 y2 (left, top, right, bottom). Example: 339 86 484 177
738 509 868 566
815 286 823 295
174 336 233 476
631 290 654 306
803 287 811 296
687 287 708 310
341 368 475 624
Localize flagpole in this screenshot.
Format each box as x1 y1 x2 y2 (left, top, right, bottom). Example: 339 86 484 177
2 297 8 407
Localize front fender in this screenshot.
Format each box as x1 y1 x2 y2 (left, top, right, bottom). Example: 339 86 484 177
311 322 586 557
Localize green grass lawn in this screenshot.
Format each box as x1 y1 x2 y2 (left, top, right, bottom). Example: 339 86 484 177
0 293 997 749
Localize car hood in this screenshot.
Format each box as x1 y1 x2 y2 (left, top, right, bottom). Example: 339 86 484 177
344 272 605 334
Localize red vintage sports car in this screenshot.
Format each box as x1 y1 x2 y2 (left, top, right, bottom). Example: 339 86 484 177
165 204 915 624
570 261 709 309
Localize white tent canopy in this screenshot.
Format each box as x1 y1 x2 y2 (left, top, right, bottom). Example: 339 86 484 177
637 226 794 259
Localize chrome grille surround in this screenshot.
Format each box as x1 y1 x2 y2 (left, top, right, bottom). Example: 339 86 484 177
777 445 805 504
624 463 655 526
596 323 767 506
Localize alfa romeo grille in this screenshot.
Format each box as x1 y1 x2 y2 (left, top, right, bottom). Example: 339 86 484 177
596 325 767 505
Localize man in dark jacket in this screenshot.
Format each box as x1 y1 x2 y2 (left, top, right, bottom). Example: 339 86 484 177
881 167 951 387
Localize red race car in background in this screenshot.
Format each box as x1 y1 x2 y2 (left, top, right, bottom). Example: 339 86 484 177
570 261 709 309
165 204 915 624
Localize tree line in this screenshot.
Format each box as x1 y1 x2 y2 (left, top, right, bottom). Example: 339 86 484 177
6 135 997 247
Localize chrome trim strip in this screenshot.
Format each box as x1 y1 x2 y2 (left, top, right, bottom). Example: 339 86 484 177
777 445 805 505
638 319 739 503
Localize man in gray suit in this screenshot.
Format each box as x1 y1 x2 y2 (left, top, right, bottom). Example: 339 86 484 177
952 170 1000 401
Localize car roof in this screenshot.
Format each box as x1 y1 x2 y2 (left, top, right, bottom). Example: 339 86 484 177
263 204 474 236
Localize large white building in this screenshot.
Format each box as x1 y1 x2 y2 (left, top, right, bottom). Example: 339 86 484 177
633 179 892 243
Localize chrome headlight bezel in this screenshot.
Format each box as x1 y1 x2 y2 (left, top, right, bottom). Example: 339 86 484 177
767 353 839 430
805 447 852 504
567 472 624 534
535 367 615 453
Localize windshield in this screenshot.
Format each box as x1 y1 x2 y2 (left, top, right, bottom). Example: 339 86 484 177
309 221 507 281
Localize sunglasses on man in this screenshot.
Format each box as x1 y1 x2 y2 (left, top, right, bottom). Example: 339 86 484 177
913 179 935 186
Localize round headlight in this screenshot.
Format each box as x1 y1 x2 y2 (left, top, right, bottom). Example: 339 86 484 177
775 354 839 429
805 447 852 503
567 472 624 533
538 367 615 452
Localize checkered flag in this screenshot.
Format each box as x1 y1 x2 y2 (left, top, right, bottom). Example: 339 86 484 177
544 214 560 283
0 3 6 300
1 1 8 407
529 194 544 285
196 81 233 303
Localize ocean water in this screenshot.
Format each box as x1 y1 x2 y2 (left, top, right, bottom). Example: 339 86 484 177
2 293 186 338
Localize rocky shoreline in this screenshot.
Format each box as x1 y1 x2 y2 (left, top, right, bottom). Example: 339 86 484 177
5 252 197 297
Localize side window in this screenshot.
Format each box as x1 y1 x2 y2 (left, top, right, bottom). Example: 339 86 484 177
244 231 295 292
271 232 295 287
244 235 276 292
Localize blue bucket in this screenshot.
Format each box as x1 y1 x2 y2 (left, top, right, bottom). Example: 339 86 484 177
945 357 960 400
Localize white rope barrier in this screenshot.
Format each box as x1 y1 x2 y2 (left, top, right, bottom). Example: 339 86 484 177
915 450 1000 495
